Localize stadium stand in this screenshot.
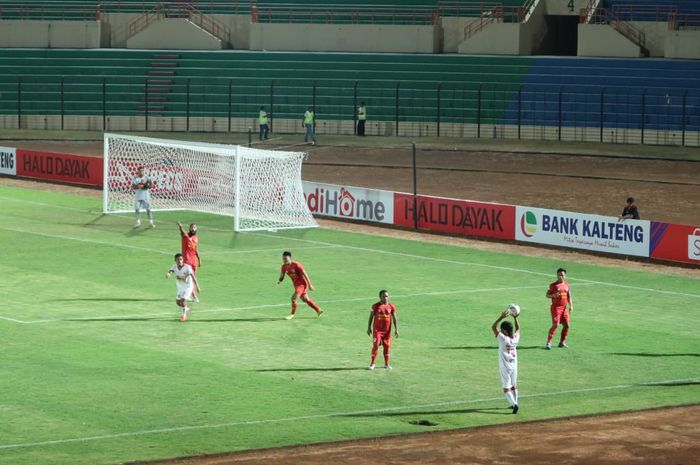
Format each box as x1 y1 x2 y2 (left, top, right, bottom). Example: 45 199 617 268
0 49 698 137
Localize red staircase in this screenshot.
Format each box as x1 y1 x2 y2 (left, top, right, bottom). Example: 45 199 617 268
140 53 179 114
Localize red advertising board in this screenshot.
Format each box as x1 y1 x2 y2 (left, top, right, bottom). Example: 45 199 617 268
394 193 515 240
16 149 103 187
650 222 700 265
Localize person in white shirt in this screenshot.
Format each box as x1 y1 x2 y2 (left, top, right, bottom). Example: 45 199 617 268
132 166 154 228
491 308 521 414
166 253 201 322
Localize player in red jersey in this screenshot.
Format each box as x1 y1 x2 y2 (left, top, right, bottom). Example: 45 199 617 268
178 222 201 302
545 267 574 349
367 290 399 370
277 251 323 320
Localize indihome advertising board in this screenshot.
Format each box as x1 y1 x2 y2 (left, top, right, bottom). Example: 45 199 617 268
302 181 394 224
515 206 650 257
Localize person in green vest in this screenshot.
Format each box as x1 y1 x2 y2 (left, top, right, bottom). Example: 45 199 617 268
357 101 367 136
258 106 269 141
302 106 316 145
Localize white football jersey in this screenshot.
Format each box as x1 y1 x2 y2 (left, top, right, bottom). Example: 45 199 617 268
497 331 520 371
170 264 194 289
133 175 152 201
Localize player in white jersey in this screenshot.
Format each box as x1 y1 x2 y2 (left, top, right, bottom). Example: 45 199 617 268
166 253 201 322
132 166 155 228
491 307 521 414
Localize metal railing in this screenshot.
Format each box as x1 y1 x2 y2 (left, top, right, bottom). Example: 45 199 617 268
251 5 441 25
611 4 677 22
669 12 700 30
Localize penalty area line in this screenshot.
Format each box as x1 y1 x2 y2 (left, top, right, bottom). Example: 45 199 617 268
0 377 697 451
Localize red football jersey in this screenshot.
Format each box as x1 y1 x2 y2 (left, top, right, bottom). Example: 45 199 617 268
281 261 307 286
182 234 199 265
371 302 396 333
549 281 571 308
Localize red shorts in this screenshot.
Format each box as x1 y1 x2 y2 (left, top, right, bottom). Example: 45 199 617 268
551 306 569 325
372 331 392 347
185 261 197 274
293 283 308 297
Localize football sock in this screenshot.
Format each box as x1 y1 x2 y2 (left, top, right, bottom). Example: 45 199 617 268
504 391 515 407
291 301 298 315
513 389 519 404
305 298 321 312
547 326 557 343
384 350 390 366
371 346 378 365
560 327 569 343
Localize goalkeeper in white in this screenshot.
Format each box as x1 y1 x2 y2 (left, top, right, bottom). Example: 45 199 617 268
132 166 154 228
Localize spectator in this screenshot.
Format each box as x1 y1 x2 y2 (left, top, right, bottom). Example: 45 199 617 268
258 106 269 141
357 101 367 136
302 106 316 145
619 197 639 221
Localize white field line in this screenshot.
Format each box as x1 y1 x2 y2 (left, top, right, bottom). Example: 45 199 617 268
216 245 341 254
2 197 698 299
0 376 697 451
5 283 577 324
251 232 700 299
0 226 339 258
0 226 170 255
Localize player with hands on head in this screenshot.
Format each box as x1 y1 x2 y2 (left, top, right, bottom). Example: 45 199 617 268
132 165 154 228
166 253 201 322
277 251 323 320
177 221 201 302
492 306 520 414
367 289 398 370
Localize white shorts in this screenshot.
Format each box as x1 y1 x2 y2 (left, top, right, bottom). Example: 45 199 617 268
134 199 151 210
499 366 518 389
176 286 193 301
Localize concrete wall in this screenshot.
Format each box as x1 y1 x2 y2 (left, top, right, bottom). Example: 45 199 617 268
519 0 547 54
127 19 222 50
630 21 668 57
0 20 103 48
104 13 248 49
249 23 439 53
441 17 474 53
544 0 589 16
665 31 700 59
578 24 641 57
458 23 520 54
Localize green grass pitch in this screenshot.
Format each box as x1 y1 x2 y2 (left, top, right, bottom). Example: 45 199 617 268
0 183 699 465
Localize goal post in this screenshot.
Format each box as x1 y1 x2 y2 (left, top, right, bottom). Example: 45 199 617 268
103 133 318 232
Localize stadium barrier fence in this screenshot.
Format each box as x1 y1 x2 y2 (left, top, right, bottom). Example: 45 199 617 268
0 77 698 147
1 145 698 266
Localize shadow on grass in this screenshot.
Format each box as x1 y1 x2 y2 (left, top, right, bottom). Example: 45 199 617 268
187 317 287 323
66 316 288 323
438 345 542 350
640 380 700 387
255 367 367 372
54 297 163 302
346 406 510 418
609 352 700 357
66 317 172 322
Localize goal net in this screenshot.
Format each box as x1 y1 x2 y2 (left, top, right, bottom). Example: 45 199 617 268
103 133 318 232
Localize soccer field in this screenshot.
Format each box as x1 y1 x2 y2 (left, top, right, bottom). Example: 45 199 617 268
1 183 699 465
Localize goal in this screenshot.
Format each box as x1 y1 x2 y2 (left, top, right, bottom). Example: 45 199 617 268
102 133 318 231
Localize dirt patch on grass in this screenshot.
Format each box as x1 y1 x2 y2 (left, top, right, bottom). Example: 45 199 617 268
137 405 700 465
